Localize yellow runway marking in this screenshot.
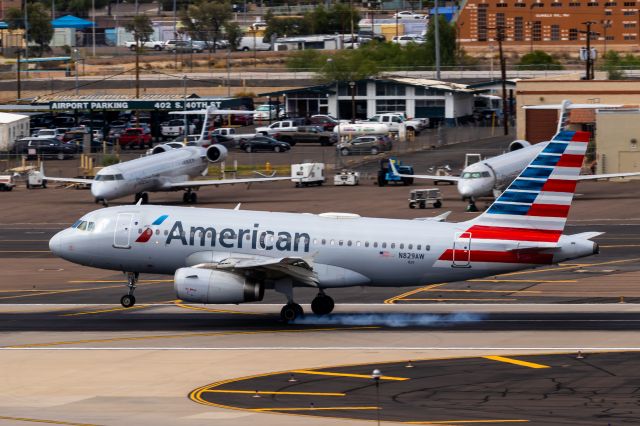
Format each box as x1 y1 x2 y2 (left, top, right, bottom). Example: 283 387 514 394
406 420 529 424
291 369 408 381
422 289 541 294
203 390 345 396
4 326 378 348
173 300 264 315
469 279 576 283
400 298 517 302
0 415 99 425
0 281 165 301
254 406 378 412
68 279 172 284
499 257 640 277
61 304 154 316
484 356 550 369
384 283 445 304
600 244 640 248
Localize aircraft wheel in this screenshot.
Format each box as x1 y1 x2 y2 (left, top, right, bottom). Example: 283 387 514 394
280 303 303 323
141 193 149 204
120 294 136 308
311 294 334 316
182 192 189 203
189 192 197 203
434 201 442 208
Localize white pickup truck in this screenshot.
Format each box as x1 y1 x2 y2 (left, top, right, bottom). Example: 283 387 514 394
255 120 304 136
211 128 255 142
125 40 165 51
358 113 426 134
161 119 196 138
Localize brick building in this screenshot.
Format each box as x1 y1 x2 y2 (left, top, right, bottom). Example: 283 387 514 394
457 0 640 53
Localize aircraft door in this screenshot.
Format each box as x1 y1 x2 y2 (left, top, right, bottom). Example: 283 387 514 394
452 232 472 267
113 213 134 249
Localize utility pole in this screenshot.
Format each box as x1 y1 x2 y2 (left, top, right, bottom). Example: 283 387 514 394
581 21 597 80
434 0 441 80
135 41 140 98
350 0 354 49
92 0 96 56
496 25 508 136
16 48 21 100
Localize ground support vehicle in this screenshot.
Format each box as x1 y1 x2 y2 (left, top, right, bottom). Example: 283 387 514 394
291 163 324 187
378 158 414 186
0 175 16 191
408 188 443 209
333 170 360 186
26 170 46 189
275 126 336 146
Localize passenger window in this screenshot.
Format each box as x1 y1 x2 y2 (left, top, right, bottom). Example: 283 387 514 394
322 239 326 245
330 240 335 245
245 233 250 240
138 228 142 234
400 243 404 249
373 242 378 248
391 243 396 249
365 242 369 247
408 244 413 250
339 240 344 246
347 240 352 247
382 242 387 248
155 229 159 235
426 245 431 251
164 230 168 236
417 244 421 250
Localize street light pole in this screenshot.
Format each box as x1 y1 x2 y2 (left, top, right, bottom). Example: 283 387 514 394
349 81 355 122
183 75 188 143
16 48 21 100
92 0 96 56
372 369 381 426
73 48 79 95
434 0 441 80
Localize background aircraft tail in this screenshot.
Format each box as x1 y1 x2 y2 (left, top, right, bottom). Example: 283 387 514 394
466 100 589 247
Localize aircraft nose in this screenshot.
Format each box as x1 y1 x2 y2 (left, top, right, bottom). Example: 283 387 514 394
49 230 64 256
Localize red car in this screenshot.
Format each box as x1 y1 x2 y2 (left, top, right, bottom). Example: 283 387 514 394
310 115 339 131
118 128 152 149
216 114 254 126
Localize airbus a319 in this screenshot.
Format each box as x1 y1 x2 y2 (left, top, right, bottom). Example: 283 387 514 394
50 102 602 322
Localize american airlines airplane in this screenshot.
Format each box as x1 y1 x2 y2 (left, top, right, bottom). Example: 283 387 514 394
43 144 290 205
393 102 640 211
50 102 602 322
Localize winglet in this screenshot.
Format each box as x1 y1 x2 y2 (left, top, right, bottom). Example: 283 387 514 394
39 162 46 178
254 170 277 178
388 158 400 176
136 198 143 206
234 203 241 210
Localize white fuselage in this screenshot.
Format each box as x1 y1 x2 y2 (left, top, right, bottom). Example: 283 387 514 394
49 204 597 289
457 143 547 199
91 146 208 201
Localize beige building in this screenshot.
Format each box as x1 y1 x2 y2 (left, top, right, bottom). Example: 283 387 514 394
595 109 640 175
516 78 640 177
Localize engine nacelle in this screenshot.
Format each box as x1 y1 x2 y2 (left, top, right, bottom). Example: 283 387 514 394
206 144 228 163
508 140 531 152
174 267 264 304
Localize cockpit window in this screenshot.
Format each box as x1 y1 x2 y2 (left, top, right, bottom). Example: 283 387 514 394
462 171 491 179
73 220 95 231
95 174 124 181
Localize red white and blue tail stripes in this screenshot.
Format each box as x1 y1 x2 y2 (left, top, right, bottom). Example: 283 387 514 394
437 128 589 267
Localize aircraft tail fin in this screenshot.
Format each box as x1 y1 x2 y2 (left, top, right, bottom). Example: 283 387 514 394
467 100 589 246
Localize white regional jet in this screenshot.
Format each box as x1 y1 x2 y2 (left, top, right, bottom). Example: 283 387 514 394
42 106 290 205
392 102 640 211
43 144 290 205
50 110 602 322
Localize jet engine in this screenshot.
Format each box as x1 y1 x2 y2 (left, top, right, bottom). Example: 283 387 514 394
206 144 228 163
151 143 180 155
174 267 264 304
508 140 531 151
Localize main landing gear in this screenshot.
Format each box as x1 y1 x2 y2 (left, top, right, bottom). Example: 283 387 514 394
466 197 479 212
182 189 197 204
134 192 149 204
120 272 139 308
95 198 109 207
311 292 335 316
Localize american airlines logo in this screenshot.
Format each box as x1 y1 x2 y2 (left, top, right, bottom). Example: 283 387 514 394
135 214 169 243
165 221 311 253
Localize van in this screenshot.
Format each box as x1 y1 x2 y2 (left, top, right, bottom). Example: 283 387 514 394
238 35 272 51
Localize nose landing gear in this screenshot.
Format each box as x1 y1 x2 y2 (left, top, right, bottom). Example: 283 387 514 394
120 272 139 308
465 197 479 212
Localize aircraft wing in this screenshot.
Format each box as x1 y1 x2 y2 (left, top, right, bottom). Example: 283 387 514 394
389 160 460 182
166 175 291 189
194 255 318 287
42 176 95 184
576 172 640 181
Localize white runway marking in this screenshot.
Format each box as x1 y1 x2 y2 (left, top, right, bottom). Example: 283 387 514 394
1 347 640 351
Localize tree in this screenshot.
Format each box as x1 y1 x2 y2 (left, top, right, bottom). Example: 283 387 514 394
424 15 457 66
181 0 232 53
517 50 563 70
316 50 380 82
125 15 154 49
224 21 243 51
6 3 54 56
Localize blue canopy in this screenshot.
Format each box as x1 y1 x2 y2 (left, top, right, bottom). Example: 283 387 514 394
429 7 459 22
0 22 8 29
52 15 94 29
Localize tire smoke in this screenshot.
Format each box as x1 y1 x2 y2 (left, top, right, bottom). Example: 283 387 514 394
292 312 484 327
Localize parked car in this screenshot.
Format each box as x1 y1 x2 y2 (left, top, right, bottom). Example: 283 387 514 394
216 113 253 126
169 40 204 53
253 104 285 121
107 124 127 141
161 119 196 138
13 137 77 159
125 39 165 51
256 119 306 136
117 128 153 149
392 10 427 19
337 135 393 156
35 128 66 141
239 136 291 153
310 115 340 131
274 126 337 146
391 35 425 46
